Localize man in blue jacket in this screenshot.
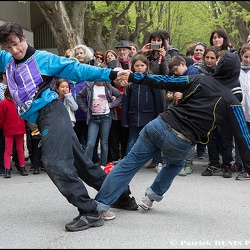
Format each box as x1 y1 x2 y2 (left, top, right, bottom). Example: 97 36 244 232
0 22 138 232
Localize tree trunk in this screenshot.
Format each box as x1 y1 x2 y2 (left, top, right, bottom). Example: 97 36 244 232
35 1 86 55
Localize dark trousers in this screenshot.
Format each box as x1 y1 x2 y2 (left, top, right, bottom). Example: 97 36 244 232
37 100 131 214
207 121 233 166
108 120 129 161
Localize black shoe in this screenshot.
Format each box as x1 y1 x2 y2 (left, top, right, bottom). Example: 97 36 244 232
65 214 82 228
65 212 104 232
111 196 138 210
222 165 232 178
4 169 11 178
20 166 28 176
201 164 221 176
33 169 40 175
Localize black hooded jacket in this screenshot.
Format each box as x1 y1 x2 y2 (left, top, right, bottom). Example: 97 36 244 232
128 53 250 171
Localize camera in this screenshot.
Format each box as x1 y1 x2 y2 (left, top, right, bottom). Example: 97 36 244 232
150 44 161 50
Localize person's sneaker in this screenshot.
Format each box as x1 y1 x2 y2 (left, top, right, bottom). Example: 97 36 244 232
222 165 232 178
65 212 104 232
100 211 116 221
138 195 154 210
201 165 221 176
33 169 40 175
0 169 5 176
65 214 82 228
155 163 163 173
178 167 186 176
198 156 205 159
184 166 193 175
110 196 138 210
235 171 250 180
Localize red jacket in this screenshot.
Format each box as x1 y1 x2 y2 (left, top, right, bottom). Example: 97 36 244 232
0 99 26 136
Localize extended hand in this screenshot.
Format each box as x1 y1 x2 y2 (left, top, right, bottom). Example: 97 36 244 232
116 70 132 87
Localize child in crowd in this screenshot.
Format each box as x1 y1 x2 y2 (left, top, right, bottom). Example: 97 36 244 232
55 78 78 127
76 80 123 169
167 55 199 176
0 87 28 178
26 121 43 175
121 54 163 173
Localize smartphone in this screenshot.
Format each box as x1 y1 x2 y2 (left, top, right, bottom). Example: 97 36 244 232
150 44 161 50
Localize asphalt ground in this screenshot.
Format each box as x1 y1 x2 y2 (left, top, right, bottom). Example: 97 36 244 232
1 154 250 249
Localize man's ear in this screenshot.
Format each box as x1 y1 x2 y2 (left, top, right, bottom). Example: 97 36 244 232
180 62 186 67
21 33 27 42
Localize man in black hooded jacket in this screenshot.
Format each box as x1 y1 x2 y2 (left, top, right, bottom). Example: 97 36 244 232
94 53 250 213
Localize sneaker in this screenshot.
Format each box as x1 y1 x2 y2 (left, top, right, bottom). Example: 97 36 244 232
201 165 221 176
110 196 138 210
65 212 104 232
0 169 5 176
100 211 116 221
33 169 40 175
178 167 186 176
138 195 154 210
155 163 163 173
184 166 193 175
235 171 250 180
198 156 205 159
221 165 232 178
65 214 82 227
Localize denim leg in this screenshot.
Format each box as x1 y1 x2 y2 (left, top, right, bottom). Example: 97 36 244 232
126 126 141 155
98 115 112 166
95 116 192 211
85 118 100 161
153 151 163 165
197 143 206 157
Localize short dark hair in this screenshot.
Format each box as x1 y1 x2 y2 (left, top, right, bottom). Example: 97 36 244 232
0 22 24 45
168 55 186 70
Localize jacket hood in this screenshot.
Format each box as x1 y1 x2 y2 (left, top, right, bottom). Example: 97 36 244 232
213 53 240 88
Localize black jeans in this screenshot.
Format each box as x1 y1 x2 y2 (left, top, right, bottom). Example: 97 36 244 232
37 100 131 214
207 121 233 166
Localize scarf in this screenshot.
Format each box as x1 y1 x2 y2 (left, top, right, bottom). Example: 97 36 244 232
241 63 250 70
116 57 131 70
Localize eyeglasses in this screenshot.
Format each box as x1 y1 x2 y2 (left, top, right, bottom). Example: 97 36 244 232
95 55 104 60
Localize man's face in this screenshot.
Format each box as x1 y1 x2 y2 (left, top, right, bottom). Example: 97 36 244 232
117 48 130 60
3 34 28 60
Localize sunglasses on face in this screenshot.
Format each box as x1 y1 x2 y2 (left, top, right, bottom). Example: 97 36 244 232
96 55 104 60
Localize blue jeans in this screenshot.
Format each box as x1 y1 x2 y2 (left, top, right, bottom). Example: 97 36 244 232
85 114 112 166
95 116 192 212
126 126 162 165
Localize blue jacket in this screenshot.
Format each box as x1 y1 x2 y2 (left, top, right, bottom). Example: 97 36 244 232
121 84 163 127
0 46 116 123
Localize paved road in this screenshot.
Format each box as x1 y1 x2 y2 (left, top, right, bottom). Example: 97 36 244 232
1 156 250 249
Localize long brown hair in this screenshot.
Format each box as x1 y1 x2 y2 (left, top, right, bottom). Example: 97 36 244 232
4 86 12 100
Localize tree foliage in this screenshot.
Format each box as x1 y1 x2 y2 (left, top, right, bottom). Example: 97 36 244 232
34 1 250 55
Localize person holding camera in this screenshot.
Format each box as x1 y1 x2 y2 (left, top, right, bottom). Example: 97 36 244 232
136 30 170 173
